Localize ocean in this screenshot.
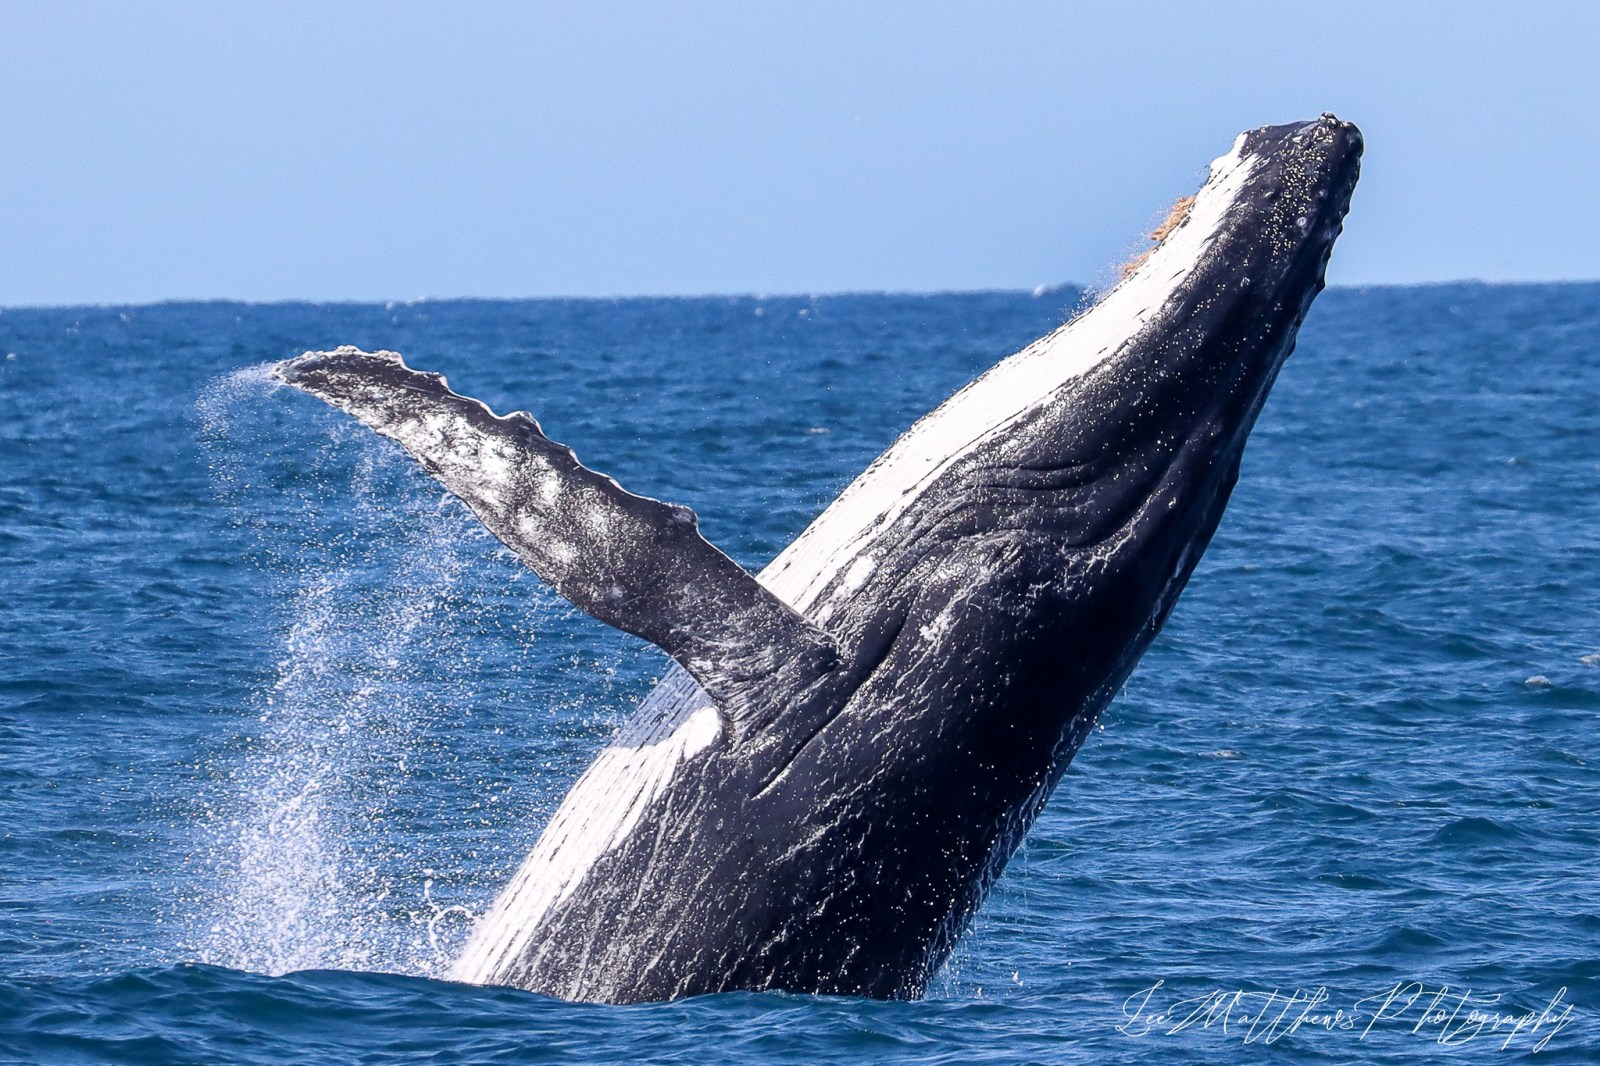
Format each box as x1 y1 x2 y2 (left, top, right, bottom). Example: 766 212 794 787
1 286 1596 1062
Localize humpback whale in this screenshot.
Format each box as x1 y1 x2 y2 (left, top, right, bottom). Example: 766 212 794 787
273 115 1361 1003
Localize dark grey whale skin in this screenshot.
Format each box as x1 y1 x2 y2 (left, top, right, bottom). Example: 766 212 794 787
276 115 1361 1003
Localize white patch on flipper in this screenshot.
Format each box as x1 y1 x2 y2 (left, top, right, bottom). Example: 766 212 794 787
449 696 721 984
533 473 561 506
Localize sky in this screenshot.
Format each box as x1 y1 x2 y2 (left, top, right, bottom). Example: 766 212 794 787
2 2 1597 305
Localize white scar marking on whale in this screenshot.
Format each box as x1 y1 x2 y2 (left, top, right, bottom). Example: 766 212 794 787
451 134 1263 984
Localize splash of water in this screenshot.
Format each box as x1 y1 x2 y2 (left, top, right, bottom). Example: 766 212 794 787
190 365 507 977
202 547 465 975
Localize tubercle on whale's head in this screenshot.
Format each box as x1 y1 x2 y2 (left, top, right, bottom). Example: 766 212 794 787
1113 113 1362 311
1174 113 1361 429
1229 113 1363 300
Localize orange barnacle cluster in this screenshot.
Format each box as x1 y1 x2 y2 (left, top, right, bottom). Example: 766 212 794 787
1119 194 1199 282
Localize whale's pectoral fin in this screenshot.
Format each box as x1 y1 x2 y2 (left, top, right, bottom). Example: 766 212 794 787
273 346 839 723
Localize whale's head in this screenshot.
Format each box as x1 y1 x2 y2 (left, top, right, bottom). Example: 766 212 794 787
981 113 1364 720
760 116 1361 763
742 117 1363 800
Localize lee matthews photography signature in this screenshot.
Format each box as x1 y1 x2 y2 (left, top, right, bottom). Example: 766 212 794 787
1117 980 1577 1052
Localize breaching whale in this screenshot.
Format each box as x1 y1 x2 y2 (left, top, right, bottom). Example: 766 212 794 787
273 115 1361 1003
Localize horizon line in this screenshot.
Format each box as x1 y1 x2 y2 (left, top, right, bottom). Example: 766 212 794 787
4 277 1600 314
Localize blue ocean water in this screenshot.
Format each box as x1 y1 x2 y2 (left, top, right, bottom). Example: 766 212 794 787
1 286 1596 1063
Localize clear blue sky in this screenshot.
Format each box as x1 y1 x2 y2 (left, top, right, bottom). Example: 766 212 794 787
3 2 1596 305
